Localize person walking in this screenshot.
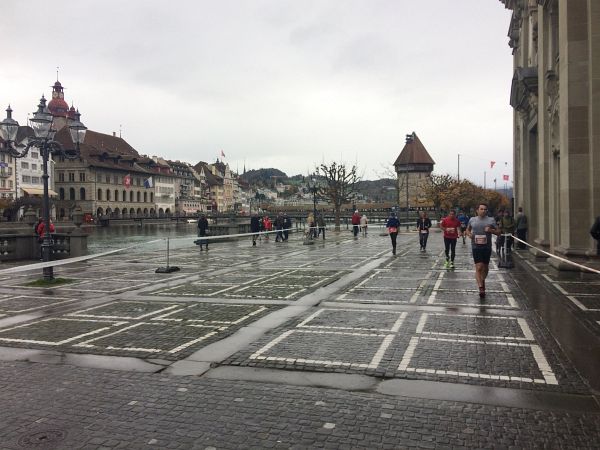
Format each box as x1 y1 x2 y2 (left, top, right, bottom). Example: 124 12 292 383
351 210 361 238
360 214 368 237
283 213 292 241
457 210 469 245
515 207 528 249
307 212 316 239
416 211 432 252
197 214 209 251
250 213 261 246
386 211 400 255
466 203 500 299
440 210 461 268
591 215 600 256
317 213 326 240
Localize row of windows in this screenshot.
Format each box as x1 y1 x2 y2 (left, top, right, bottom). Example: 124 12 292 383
58 172 86 182
20 162 39 170
58 188 155 203
0 180 14 189
21 175 41 184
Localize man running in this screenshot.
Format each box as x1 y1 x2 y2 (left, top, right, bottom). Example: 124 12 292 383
466 203 500 299
440 210 461 268
386 211 400 255
416 211 432 252
457 210 469 245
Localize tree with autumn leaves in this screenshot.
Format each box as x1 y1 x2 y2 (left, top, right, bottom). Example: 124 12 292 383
424 174 509 215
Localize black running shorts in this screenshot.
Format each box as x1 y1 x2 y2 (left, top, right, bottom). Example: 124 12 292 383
472 247 492 264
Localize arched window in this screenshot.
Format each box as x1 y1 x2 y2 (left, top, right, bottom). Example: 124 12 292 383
69 188 75 200
150 193 154 203
143 192 147 202
106 189 111 201
130 191 134 202
59 188 65 200
123 190 127 202
137 191 141 202
114 190 119 201
80 188 86 200
97 189 102 201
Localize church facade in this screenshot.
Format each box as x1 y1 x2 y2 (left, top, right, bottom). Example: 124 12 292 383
500 0 600 259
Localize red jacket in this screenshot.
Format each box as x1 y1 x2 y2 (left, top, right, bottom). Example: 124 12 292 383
351 213 361 225
36 222 55 239
441 216 461 239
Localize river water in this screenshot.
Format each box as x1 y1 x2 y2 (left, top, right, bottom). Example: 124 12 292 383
84 222 199 255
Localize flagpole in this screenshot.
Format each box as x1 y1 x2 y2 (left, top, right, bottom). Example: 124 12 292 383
457 154 460 182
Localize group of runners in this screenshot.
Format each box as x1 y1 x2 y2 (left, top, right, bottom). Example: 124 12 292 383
385 203 501 299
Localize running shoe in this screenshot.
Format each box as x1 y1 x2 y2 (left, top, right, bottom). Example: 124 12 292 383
449 261 454 269
443 260 450 268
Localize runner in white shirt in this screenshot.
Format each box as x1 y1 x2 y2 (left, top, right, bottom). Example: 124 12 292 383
466 203 500 299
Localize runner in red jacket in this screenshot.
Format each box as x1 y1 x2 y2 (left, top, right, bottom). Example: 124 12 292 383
440 210 462 269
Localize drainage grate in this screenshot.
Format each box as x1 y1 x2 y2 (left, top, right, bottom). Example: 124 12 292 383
18 429 67 448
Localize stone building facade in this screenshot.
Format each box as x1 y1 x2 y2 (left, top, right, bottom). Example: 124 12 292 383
500 0 600 258
394 132 435 210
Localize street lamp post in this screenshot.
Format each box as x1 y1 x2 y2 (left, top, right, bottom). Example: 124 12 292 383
0 97 87 281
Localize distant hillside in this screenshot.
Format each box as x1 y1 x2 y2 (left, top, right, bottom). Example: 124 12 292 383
355 178 397 203
240 168 287 185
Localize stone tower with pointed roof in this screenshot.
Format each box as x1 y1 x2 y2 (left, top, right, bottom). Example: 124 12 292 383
394 132 435 210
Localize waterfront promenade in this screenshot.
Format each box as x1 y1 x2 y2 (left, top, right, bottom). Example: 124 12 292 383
0 230 599 448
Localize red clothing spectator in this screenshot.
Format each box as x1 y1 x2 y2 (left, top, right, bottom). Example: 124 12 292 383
36 221 55 240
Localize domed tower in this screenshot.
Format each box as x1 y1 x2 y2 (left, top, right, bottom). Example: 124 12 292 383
394 132 435 210
47 80 70 130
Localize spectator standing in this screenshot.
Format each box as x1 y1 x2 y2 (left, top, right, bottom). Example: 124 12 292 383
386 211 400 255
360 214 368 237
307 212 316 238
498 210 515 254
351 210 361 238
36 219 56 261
283 213 292 241
590 215 600 255
466 203 500 299
440 210 461 268
274 213 284 243
416 211 432 252
515 207 528 249
250 214 261 246
197 214 209 251
263 216 272 240
317 213 326 240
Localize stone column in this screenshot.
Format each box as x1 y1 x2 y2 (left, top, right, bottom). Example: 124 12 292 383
555 0 591 257
587 0 600 256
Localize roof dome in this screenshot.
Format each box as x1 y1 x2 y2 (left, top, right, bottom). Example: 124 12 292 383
48 79 68 117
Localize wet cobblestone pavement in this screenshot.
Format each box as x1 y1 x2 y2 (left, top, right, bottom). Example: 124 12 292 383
0 230 599 448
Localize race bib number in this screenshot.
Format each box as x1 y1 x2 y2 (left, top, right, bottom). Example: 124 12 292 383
389 227 398 233
474 234 487 245
420 229 428 234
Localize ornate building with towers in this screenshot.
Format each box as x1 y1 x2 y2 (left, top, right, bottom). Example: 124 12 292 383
393 132 435 210
500 0 600 261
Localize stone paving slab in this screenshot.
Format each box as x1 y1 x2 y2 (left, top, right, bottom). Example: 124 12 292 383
2 361 599 449
0 300 281 361
224 307 587 393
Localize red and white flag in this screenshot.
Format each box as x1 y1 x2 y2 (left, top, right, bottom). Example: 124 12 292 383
220 150 226 158
490 161 496 169
503 174 509 181
124 174 132 189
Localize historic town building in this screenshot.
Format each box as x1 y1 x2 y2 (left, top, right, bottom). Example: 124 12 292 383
394 132 435 210
500 0 600 259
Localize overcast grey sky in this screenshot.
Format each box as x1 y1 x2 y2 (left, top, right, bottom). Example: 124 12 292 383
1 0 513 185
